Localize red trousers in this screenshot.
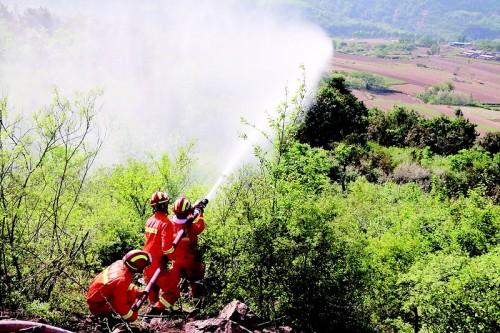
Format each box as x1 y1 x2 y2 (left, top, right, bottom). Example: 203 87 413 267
144 267 175 310
160 259 205 306
87 289 138 317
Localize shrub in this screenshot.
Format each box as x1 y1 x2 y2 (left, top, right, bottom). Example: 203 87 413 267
0 91 101 308
433 148 500 203
204 84 371 332
417 115 477 155
392 162 431 190
368 106 421 147
402 250 500 332
334 71 397 91
417 82 474 106
297 76 368 148
479 132 500 154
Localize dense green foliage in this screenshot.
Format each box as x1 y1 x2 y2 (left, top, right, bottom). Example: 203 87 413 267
300 77 495 204
0 91 101 321
417 82 474 106
274 0 500 39
203 80 499 332
369 106 478 155
334 39 418 59
368 107 421 147
0 93 204 323
474 39 500 51
1 77 498 332
333 71 403 91
297 76 368 148
479 131 500 154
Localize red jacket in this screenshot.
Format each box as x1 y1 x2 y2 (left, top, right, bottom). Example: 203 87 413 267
143 211 174 278
86 260 140 321
171 214 205 264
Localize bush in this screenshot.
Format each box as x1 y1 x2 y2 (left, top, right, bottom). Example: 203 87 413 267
417 82 474 106
297 76 368 148
422 116 478 155
0 91 101 309
368 107 421 147
204 85 371 332
402 250 500 332
334 71 398 91
434 149 500 203
479 132 500 154
392 162 431 190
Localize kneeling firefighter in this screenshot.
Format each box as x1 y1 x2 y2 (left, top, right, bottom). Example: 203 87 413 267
160 196 208 308
86 250 151 322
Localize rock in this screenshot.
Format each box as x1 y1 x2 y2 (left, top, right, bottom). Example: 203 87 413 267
261 326 293 333
278 326 293 333
217 300 259 328
184 318 252 333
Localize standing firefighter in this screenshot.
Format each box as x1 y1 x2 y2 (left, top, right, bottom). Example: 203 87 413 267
161 196 207 308
86 250 151 322
142 191 176 312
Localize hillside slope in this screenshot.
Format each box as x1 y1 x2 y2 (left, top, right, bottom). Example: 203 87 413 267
273 0 500 38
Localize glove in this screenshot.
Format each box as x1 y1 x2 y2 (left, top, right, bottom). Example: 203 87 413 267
194 199 208 213
160 255 171 270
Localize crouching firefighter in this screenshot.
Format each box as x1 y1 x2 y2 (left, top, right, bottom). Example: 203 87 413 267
161 196 208 308
86 250 151 322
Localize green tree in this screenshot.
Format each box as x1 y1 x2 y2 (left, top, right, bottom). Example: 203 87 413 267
0 90 101 311
77 146 204 268
368 106 421 147
402 250 500 332
435 148 500 203
297 76 368 148
410 115 477 155
203 81 371 332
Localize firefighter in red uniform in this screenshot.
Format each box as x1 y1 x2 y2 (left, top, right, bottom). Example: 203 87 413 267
142 191 176 312
86 249 151 322
160 196 206 307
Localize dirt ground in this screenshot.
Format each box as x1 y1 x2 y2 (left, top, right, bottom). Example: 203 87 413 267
331 51 500 133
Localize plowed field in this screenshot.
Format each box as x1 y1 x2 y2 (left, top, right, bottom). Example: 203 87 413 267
331 52 500 133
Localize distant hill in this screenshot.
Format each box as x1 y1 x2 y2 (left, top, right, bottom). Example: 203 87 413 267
272 0 500 39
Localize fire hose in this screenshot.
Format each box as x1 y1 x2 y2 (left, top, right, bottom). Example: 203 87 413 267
0 320 73 333
131 199 208 312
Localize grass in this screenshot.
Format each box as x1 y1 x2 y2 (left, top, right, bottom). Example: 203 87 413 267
478 104 500 112
389 104 499 133
389 103 442 118
383 76 406 86
334 70 406 91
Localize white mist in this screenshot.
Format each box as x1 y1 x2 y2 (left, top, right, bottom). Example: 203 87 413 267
0 0 333 196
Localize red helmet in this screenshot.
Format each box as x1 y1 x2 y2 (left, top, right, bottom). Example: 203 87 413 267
123 250 151 273
172 196 191 218
150 191 170 207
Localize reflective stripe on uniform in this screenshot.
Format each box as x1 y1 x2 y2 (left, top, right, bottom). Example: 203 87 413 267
163 246 174 255
122 309 134 320
145 227 157 234
102 267 109 285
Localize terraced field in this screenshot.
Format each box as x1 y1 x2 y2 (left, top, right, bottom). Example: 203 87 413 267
331 49 500 133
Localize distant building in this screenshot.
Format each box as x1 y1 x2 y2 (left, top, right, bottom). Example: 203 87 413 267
458 48 499 61
479 54 495 60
